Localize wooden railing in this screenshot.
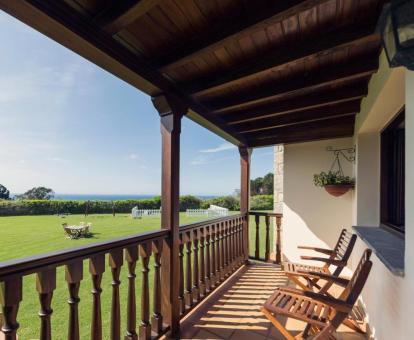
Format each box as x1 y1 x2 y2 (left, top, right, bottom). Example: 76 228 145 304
249 212 283 264
178 214 246 316
0 229 168 340
0 214 248 339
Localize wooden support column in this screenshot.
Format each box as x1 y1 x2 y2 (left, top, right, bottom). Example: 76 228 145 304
239 146 252 262
152 94 187 337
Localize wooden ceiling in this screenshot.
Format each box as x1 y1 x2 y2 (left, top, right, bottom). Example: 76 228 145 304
0 0 387 147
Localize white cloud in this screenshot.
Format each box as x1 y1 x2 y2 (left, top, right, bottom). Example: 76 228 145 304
127 153 139 160
190 155 207 166
46 157 66 162
199 142 236 153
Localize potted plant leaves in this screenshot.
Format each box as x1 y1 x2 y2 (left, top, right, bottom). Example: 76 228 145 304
313 171 354 197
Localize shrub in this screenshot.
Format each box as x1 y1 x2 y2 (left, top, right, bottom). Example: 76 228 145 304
179 195 202 211
250 195 273 210
201 196 240 210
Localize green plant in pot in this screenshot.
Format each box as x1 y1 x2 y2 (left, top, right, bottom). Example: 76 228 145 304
313 171 354 197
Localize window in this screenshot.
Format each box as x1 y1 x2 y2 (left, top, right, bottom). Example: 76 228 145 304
381 108 405 233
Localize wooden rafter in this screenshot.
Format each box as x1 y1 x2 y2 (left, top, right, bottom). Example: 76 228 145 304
203 58 378 112
247 115 356 147
219 82 368 123
185 24 379 96
158 0 332 70
96 0 163 35
235 100 361 134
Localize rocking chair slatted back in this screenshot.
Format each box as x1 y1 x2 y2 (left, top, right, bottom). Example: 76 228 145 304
331 249 372 328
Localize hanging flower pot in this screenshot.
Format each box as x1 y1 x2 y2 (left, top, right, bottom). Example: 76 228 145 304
324 184 354 197
314 171 355 197
313 146 356 197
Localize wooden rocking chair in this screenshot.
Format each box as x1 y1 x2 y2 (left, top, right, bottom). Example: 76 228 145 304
283 229 357 296
262 249 372 340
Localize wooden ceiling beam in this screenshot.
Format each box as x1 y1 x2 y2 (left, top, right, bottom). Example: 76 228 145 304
204 58 378 112
158 0 329 70
247 116 355 147
0 0 245 145
187 24 379 96
220 82 368 124
95 0 163 35
236 101 360 134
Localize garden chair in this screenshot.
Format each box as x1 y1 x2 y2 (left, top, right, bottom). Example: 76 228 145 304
262 249 372 340
283 229 357 295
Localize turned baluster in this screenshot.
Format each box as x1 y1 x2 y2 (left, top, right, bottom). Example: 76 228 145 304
222 221 228 277
192 229 200 302
37 268 56 340
151 239 163 335
229 220 235 271
265 215 271 261
205 226 211 292
219 222 225 280
226 221 232 273
210 224 216 287
199 227 206 297
109 249 123 340
184 231 193 307
238 218 243 263
0 277 22 340
255 214 260 259
178 233 185 315
139 242 152 340
89 254 105 340
125 246 138 340
276 215 283 264
215 223 221 282
66 261 83 340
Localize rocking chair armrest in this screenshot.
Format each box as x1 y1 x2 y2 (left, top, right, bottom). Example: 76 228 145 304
300 256 346 266
297 246 335 255
295 270 350 287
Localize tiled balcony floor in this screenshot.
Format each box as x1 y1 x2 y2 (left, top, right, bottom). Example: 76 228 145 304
179 263 367 340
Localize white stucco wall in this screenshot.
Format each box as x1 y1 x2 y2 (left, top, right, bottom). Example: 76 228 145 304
276 52 413 339
282 137 353 268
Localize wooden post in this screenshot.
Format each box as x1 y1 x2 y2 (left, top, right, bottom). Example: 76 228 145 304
239 146 252 262
152 94 186 337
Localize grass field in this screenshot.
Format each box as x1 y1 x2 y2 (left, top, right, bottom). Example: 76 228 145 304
0 213 272 339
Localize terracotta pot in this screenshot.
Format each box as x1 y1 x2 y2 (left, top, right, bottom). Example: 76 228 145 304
324 184 353 197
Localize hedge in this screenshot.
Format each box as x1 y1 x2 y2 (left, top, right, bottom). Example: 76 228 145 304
250 195 273 210
0 195 273 216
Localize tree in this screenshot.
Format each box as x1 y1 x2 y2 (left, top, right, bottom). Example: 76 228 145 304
18 187 55 200
0 184 10 200
250 173 274 195
250 177 264 195
262 173 274 195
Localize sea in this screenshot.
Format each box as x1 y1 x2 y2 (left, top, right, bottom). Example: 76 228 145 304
51 194 217 201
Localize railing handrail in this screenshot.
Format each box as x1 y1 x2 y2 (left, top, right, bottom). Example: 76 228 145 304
248 211 283 217
179 213 246 231
0 229 169 279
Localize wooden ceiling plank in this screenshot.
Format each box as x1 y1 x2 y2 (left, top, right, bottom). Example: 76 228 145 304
246 115 355 147
205 58 378 111
235 100 361 134
158 0 332 70
188 23 379 96
220 82 368 124
99 0 163 35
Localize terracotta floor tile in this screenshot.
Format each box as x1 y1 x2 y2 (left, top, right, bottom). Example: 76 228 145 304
179 264 367 340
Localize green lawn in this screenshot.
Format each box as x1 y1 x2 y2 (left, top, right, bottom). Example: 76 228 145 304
0 213 271 339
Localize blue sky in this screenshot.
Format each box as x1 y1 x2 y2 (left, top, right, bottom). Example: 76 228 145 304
0 12 273 196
